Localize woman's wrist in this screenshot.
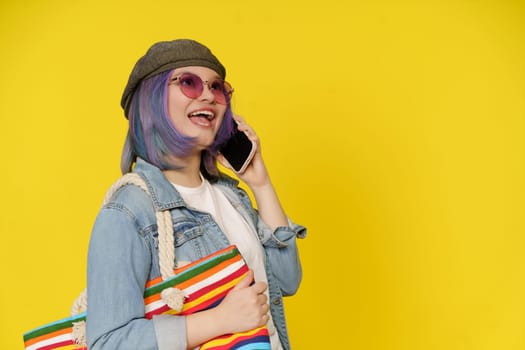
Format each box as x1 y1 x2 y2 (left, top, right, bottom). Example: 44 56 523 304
251 181 288 229
246 177 272 193
186 308 229 348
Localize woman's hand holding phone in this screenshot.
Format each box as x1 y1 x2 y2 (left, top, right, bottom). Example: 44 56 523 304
218 116 271 188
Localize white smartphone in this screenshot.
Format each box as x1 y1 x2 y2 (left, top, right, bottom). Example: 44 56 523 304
219 120 257 174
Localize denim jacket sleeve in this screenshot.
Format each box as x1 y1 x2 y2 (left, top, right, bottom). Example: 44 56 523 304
257 217 307 296
86 203 187 350
227 184 307 296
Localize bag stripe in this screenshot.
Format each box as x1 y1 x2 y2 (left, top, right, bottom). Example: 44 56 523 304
39 340 81 350
199 327 270 350
24 327 73 347
24 313 86 342
176 256 244 295
231 336 272 350
233 342 272 350
25 334 74 350
144 248 241 297
184 262 247 302
179 271 245 315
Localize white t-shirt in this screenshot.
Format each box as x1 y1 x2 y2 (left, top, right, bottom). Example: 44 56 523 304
172 176 282 349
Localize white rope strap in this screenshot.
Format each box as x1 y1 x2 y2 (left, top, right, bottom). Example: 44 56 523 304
103 173 150 205
157 210 175 279
70 173 185 345
157 209 186 311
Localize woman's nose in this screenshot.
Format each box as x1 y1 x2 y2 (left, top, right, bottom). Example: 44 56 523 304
199 82 216 103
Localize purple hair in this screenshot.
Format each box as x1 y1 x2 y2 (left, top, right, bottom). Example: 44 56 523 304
121 70 234 181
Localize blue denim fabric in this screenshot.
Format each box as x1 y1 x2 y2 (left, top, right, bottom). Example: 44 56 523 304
87 158 306 350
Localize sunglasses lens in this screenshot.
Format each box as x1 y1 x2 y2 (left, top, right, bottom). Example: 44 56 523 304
178 73 203 99
209 80 227 104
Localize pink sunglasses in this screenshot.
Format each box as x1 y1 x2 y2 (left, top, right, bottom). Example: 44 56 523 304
169 72 234 105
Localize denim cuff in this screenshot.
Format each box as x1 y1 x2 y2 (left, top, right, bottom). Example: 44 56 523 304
153 314 187 350
258 218 307 248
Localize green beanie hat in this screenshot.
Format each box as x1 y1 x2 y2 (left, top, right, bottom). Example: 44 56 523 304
120 39 226 118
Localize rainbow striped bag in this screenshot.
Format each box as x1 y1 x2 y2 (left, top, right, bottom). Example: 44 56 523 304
23 174 271 350
145 245 270 350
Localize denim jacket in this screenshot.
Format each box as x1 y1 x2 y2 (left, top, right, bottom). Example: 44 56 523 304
86 159 306 350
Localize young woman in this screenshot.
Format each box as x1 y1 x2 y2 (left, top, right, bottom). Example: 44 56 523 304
86 39 306 350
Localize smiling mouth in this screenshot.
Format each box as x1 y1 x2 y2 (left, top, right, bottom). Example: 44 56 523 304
189 110 215 121
188 110 216 127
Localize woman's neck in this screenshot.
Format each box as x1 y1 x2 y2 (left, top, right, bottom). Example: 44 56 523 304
162 154 203 187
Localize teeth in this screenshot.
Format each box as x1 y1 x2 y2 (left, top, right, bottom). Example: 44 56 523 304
190 110 214 120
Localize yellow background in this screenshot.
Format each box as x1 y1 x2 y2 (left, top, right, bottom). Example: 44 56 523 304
1 0 524 349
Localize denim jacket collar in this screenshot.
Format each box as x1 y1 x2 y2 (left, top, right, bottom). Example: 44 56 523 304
132 158 240 211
